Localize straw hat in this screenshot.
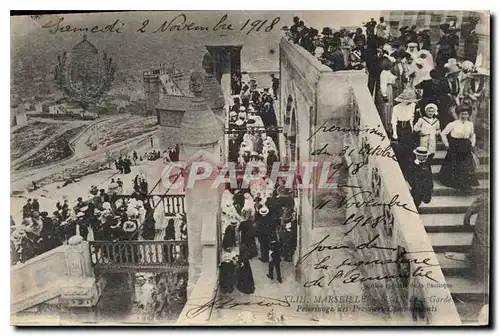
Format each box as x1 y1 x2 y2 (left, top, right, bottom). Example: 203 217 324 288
77 212 85 218
407 42 418 48
235 120 244 126
395 87 419 103
259 206 269 215
229 111 237 117
413 146 429 156
445 58 461 74
80 205 88 212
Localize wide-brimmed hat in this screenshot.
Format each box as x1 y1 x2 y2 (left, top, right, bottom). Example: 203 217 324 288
77 212 85 218
80 205 88 212
229 111 237 117
395 87 419 103
235 120 244 126
407 42 418 48
445 59 461 74
460 60 475 72
239 106 246 112
259 206 269 215
413 146 429 156
471 68 490 77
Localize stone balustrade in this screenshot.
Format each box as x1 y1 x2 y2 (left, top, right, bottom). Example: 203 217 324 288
11 236 101 316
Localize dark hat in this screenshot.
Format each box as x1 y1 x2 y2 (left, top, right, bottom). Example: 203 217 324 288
293 16 300 22
439 23 450 31
457 104 472 114
399 26 409 32
430 68 443 79
321 27 332 35
77 197 83 201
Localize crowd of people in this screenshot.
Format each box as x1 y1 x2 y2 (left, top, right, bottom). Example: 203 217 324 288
286 15 488 208
219 78 297 295
11 166 188 266
227 82 280 171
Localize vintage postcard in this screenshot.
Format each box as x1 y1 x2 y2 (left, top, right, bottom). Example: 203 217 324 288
10 10 490 326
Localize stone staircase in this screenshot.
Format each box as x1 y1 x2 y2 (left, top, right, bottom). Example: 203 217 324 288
419 142 489 324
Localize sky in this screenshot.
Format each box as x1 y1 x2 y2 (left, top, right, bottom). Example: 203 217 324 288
11 11 381 77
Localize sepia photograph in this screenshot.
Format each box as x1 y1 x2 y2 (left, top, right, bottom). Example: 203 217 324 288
9 9 490 326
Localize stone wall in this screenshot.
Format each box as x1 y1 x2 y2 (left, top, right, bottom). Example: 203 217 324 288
279 37 461 324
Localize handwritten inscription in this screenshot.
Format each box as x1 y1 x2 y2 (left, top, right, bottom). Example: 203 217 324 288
40 14 280 36
297 234 441 288
185 296 290 319
307 120 386 142
42 17 125 34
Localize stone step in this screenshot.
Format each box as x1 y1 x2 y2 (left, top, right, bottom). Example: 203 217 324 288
428 232 473 253
446 276 488 301
431 164 489 179
432 179 489 197
419 195 478 214
435 253 469 276
421 213 477 233
421 213 476 227
431 150 489 166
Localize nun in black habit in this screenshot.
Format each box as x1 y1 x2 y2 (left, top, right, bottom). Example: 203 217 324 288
222 219 238 250
236 245 256 295
219 248 238 294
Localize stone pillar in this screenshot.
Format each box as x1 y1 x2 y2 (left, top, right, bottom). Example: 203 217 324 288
180 70 224 296
59 236 101 315
475 12 490 70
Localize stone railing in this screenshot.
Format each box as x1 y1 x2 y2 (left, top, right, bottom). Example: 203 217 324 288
89 240 189 274
279 36 461 325
11 236 101 315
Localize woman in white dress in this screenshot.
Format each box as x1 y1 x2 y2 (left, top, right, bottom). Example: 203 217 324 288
438 105 480 190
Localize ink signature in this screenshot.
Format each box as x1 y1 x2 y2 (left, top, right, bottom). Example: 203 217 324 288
185 296 291 319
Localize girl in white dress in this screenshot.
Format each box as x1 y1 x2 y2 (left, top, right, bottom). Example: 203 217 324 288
413 103 441 160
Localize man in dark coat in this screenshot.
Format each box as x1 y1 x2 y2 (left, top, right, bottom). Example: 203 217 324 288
267 240 283 283
32 199 40 214
233 190 245 215
271 74 279 99
141 203 156 240
22 199 33 218
408 147 433 208
256 206 272 262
